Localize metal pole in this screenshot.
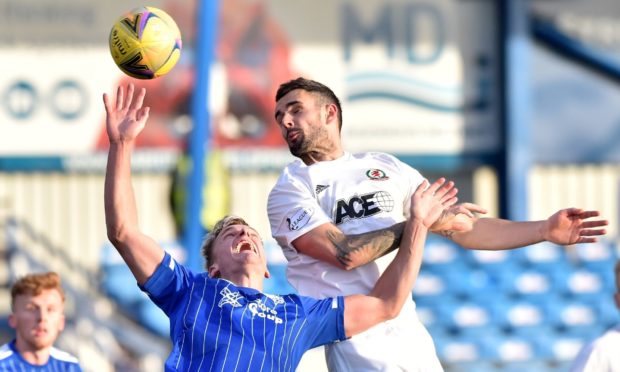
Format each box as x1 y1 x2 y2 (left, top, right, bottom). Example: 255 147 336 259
498 0 530 221
185 0 220 271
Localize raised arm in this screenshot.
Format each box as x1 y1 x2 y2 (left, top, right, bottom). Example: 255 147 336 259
448 208 608 250
104 84 165 285
343 178 457 337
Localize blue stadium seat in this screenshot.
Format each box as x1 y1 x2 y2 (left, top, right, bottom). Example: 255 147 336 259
515 241 567 268
572 239 618 270
559 269 606 300
444 268 503 300
498 360 554 372
544 297 599 333
413 270 450 304
546 331 589 362
442 360 498 372
438 300 497 336
492 299 551 336
501 269 554 299
465 249 514 272
423 235 463 271
434 334 489 363
481 335 539 362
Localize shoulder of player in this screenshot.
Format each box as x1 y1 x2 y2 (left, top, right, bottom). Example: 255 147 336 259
0 343 13 361
352 151 406 166
49 347 80 364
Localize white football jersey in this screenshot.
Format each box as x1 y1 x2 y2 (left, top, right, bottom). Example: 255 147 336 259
268 152 443 371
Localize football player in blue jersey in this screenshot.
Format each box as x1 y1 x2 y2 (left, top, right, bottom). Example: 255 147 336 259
0 272 82 371
102 84 457 371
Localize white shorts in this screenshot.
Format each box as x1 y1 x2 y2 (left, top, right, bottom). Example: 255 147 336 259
324 302 443 371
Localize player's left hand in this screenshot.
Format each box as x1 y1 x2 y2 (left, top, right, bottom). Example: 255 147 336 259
103 84 150 144
544 208 608 245
430 202 487 235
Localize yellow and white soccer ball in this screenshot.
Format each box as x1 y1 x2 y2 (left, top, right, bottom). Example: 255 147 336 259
109 6 182 79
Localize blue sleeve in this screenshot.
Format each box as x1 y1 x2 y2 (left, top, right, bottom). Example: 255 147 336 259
139 252 194 315
299 295 347 348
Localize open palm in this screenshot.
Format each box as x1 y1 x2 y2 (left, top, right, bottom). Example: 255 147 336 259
103 84 150 143
545 208 608 245
412 178 459 228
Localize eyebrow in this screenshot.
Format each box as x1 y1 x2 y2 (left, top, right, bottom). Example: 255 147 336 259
220 225 259 237
274 100 302 120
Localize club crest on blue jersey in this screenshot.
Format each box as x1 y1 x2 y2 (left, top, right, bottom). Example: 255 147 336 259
218 287 243 308
366 169 389 180
287 207 313 231
334 191 394 224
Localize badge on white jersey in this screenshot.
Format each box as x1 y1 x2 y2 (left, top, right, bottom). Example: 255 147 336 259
366 169 389 180
287 207 314 231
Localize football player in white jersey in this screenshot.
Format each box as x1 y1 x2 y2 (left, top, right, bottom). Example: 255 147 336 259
268 77 609 371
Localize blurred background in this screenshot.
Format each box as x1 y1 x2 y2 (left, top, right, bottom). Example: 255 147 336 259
0 0 619 371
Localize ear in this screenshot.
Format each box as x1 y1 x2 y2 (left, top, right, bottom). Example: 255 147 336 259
264 268 271 279
8 314 16 330
208 264 221 278
324 103 338 126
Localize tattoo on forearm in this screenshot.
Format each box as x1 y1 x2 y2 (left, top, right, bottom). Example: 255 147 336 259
327 222 406 267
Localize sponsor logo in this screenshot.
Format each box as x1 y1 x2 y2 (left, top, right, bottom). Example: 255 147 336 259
366 169 389 180
315 184 329 195
248 299 283 324
286 207 313 231
334 191 394 224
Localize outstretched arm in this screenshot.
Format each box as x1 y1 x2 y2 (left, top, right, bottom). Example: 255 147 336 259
343 178 458 337
449 208 608 250
104 84 165 285
289 180 464 270
291 222 405 270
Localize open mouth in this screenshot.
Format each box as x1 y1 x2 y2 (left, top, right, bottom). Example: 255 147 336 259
234 240 258 255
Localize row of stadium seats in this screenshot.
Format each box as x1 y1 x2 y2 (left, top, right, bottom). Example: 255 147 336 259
416 236 619 369
423 236 616 271
415 265 614 301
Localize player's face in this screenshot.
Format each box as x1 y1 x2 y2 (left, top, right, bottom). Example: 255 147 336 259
212 224 267 274
274 89 330 158
9 289 65 351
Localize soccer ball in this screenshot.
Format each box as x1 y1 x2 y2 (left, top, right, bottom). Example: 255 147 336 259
109 6 182 79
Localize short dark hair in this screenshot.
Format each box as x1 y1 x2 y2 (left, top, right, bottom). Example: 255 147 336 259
11 272 65 310
275 77 343 130
201 215 250 270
